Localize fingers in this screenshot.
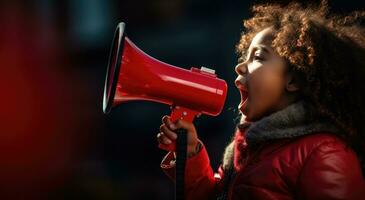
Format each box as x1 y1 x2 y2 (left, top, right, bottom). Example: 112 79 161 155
159 123 177 140
156 132 172 144
162 115 176 130
158 115 198 152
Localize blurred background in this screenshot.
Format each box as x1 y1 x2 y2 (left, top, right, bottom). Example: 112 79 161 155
0 0 363 199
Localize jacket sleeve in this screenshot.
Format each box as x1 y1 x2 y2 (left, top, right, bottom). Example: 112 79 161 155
296 140 365 200
161 142 224 200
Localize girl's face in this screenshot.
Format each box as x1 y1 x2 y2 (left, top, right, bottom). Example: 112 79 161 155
235 27 296 122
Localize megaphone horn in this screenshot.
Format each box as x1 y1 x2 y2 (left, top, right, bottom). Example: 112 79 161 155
103 22 227 150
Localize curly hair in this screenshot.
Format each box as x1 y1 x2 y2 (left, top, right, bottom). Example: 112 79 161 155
236 0 365 172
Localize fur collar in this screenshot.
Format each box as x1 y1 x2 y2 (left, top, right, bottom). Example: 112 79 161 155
222 100 341 171
245 100 341 146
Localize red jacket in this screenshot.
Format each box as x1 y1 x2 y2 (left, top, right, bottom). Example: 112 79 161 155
161 132 365 200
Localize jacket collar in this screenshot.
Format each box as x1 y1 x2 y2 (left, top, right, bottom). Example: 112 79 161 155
244 100 341 147
222 100 341 171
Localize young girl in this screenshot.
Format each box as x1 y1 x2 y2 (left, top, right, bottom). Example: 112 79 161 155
157 1 365 199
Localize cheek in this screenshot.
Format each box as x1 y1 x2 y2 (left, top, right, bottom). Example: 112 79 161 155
249 71 285 119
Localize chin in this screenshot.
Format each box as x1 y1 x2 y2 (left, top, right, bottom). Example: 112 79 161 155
244 114 254 122
243 110 262 122
239 110 254 123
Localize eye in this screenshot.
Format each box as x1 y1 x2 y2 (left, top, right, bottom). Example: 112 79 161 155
253 55 264 61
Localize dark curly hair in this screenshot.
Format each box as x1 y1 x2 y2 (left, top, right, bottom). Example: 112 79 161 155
236 0 365 172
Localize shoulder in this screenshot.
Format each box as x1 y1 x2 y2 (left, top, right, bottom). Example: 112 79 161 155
295 132 345 146
293 133 365 199
288 132 349 156
292 132 360 172
285 132 358 170
268 132 349 164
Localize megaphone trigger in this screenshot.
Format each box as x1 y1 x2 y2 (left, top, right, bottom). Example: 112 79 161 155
169 105 198 123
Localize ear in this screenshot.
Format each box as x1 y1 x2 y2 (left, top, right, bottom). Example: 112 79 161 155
285 72 300 92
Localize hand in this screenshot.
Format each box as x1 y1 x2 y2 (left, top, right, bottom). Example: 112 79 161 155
157 115 199 154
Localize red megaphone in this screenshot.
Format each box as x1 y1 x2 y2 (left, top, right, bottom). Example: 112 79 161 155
103 22 227 151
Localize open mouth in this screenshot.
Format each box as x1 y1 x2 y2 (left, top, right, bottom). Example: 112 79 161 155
238 89 249 113
235 78 249 113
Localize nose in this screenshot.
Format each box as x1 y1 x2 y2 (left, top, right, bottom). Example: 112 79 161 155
235 62 248 89
235 62 247 76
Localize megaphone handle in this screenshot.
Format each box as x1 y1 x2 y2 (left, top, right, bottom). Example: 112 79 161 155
170 106 197 200
158 106 198 152
175 128 187 200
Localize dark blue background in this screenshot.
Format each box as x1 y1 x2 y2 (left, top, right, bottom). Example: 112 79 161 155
0 0 363 199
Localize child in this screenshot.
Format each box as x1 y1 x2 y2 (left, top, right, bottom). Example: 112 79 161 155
157 1 365 199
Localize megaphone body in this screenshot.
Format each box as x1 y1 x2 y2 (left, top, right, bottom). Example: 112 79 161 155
103 22 227 151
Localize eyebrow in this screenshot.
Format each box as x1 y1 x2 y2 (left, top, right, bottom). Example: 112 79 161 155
245 45 270 61
253 45 270 54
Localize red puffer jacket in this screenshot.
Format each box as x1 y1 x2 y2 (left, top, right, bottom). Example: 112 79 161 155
161 132 365 200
